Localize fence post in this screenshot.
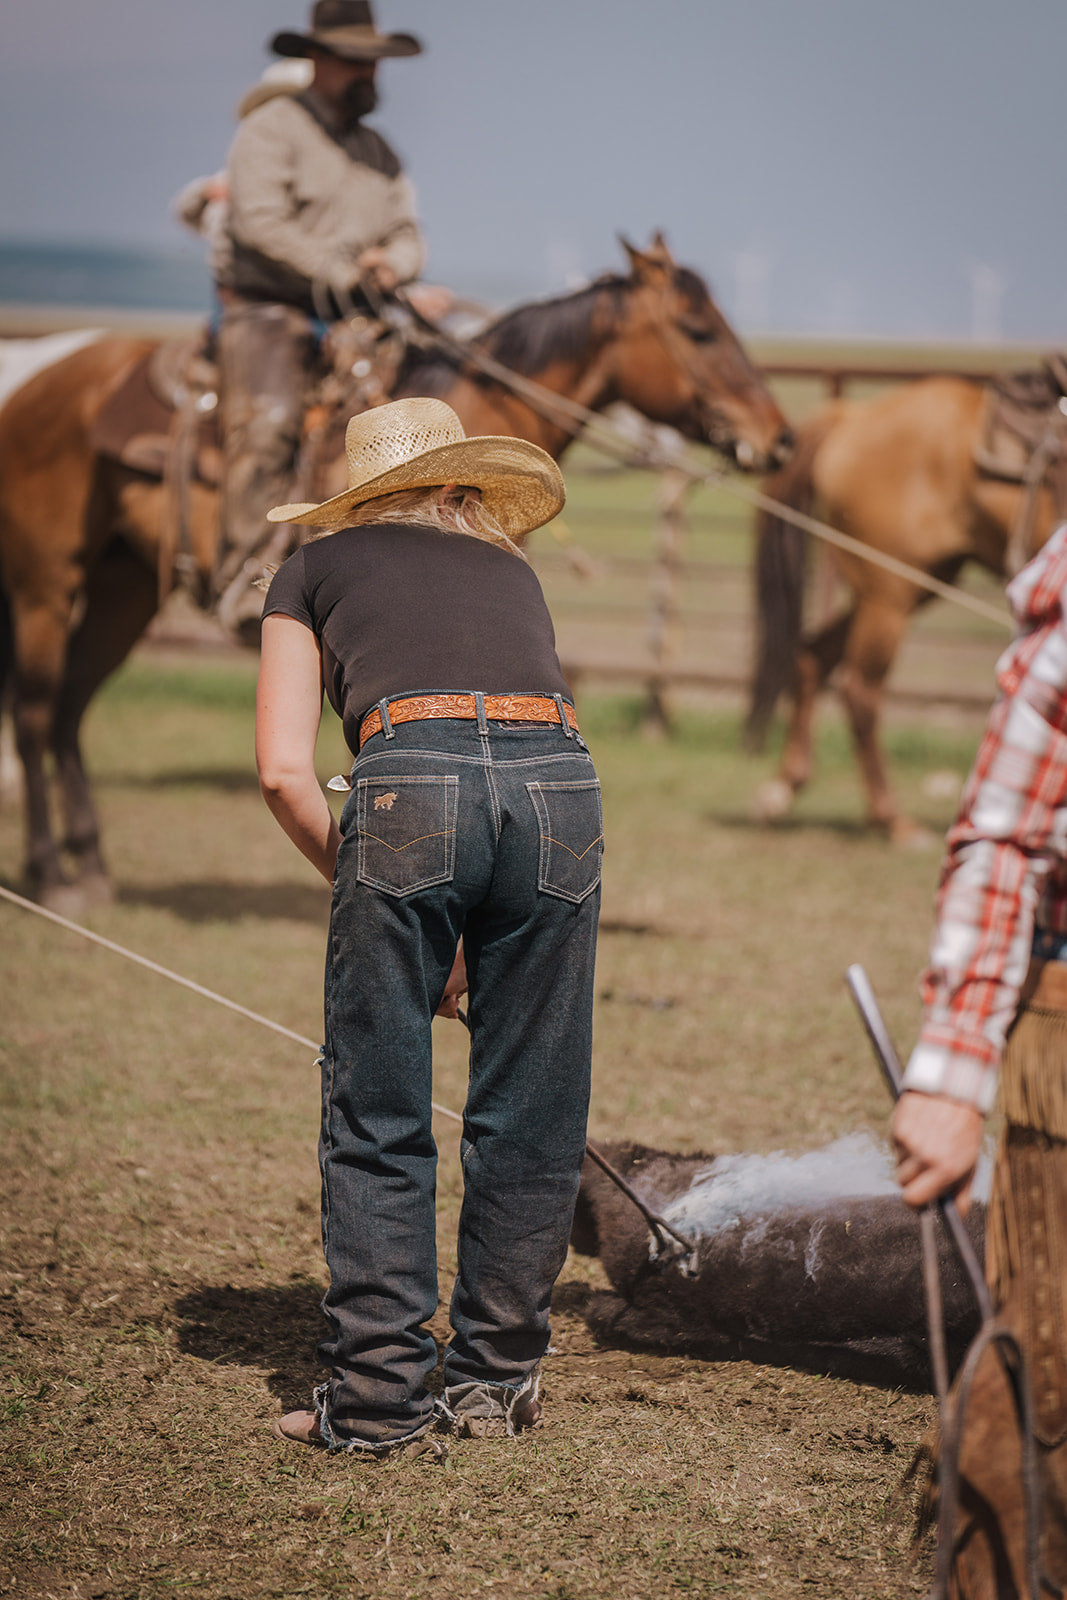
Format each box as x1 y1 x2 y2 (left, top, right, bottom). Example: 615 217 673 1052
644 467 690 734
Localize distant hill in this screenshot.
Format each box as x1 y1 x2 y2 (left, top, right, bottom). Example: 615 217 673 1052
0 240 211 313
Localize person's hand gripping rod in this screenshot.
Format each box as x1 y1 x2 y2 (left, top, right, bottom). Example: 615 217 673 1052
845 964 991 1321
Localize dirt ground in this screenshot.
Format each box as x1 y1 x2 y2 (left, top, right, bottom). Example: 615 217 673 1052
0 655 986 1599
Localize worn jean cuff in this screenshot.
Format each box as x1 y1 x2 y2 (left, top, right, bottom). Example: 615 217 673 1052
312 1382 442 1456
441 1364 541 1438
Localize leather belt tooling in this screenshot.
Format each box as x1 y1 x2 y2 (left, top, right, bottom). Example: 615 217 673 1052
358 693 579 750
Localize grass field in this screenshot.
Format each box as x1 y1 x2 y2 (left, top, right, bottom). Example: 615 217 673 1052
0 630 995 1598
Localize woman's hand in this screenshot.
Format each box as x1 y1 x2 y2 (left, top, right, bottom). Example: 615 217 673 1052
890 1090 985 1214
436 941 468 1019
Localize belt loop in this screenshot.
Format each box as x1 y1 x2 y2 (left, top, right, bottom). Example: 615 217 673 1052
554 693 574 738
378 697 395 740
474 691 489 734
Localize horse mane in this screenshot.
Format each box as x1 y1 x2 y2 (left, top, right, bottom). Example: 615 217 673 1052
479 274 630 374
398 273 633 394
673 266 715 316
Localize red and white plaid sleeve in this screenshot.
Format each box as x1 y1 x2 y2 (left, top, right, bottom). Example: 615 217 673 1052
902 526 1067 1113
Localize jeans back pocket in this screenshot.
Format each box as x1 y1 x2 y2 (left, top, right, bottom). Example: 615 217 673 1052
356 775 458 896
526 779 603 904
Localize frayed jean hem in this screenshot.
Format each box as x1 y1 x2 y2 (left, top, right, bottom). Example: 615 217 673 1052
312 1383 444 1457
441 1365 542 1438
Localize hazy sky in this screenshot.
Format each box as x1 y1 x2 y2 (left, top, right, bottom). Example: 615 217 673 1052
2 0 1065 339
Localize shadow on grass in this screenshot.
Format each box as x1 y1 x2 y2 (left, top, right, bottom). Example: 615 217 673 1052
572 1283 943 1393
99 768 263 793
175 1280 454 1407
550 1281 597 1319
175 1280 326 1407
119 881 330 924
597 915 664 936
708 809 875 838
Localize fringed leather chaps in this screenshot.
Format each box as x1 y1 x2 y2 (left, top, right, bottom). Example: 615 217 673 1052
939 962 1067 1598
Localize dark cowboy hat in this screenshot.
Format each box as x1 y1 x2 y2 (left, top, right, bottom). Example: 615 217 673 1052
271 0 421 61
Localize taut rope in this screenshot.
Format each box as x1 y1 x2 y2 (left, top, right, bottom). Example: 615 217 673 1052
0 881 696 1267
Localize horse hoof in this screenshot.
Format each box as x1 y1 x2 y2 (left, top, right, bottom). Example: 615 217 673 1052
751 778 795 823
76 872 114 909
38 881 95 919
0 740 22 804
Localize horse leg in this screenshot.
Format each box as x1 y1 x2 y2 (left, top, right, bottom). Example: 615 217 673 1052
51 541 159 905
751 609 852 822
0 586 19 805
10 592 80 908
834 600 923 844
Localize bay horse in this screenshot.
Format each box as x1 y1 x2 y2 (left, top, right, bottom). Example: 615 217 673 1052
0 234 792 911
745 376 1058 844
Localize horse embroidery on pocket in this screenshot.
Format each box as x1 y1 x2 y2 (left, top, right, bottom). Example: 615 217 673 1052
357 774 458 896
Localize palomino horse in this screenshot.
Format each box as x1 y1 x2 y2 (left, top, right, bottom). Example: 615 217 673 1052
0 235 792 910
745 376 1058 844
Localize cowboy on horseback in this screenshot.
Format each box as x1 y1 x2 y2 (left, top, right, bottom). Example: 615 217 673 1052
213 0 448 638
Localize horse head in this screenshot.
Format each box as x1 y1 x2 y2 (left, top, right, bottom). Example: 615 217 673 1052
613 232 793 472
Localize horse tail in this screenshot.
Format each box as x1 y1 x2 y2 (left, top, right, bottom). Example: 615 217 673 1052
744 407 841 752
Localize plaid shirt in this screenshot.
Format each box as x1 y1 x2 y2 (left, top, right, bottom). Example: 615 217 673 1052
903 524 1067 1114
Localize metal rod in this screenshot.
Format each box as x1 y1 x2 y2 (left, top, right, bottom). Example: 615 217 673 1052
845 964 992 1320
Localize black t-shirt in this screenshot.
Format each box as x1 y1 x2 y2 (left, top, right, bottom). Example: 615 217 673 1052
262 522 571 755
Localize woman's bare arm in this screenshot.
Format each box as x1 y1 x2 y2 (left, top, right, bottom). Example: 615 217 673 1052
256 615 341 884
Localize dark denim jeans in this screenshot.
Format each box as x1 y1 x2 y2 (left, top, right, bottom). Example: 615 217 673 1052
316 701 601 1450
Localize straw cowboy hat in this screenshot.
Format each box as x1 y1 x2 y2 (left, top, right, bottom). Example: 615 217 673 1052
267 398 566 539
236 59 314 120
271 0 421 61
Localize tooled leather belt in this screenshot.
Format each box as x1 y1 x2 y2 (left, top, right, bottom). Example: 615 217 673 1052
358 693 579 750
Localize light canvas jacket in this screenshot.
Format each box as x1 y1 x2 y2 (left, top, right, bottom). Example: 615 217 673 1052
219 90 425 307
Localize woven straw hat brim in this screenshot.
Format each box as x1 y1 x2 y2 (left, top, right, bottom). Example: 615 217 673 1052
268 437 565 538
271 26 422 59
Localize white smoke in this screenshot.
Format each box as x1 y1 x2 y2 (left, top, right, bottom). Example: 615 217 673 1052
662 1131 992 1243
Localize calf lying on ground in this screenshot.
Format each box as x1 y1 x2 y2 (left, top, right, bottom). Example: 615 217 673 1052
570 1133 987 1389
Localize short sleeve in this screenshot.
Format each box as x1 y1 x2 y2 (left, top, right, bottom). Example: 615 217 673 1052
262 546 315 633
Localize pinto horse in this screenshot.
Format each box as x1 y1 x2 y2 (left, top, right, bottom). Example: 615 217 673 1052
745 376 1058 844
0 235 792 910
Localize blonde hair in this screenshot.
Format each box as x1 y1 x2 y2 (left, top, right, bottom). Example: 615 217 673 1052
307 486 527 559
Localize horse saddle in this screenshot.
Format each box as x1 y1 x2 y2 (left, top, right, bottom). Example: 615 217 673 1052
89 337 222 485
977 352 1067 488
974 352 1067 571
89 312 411 489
